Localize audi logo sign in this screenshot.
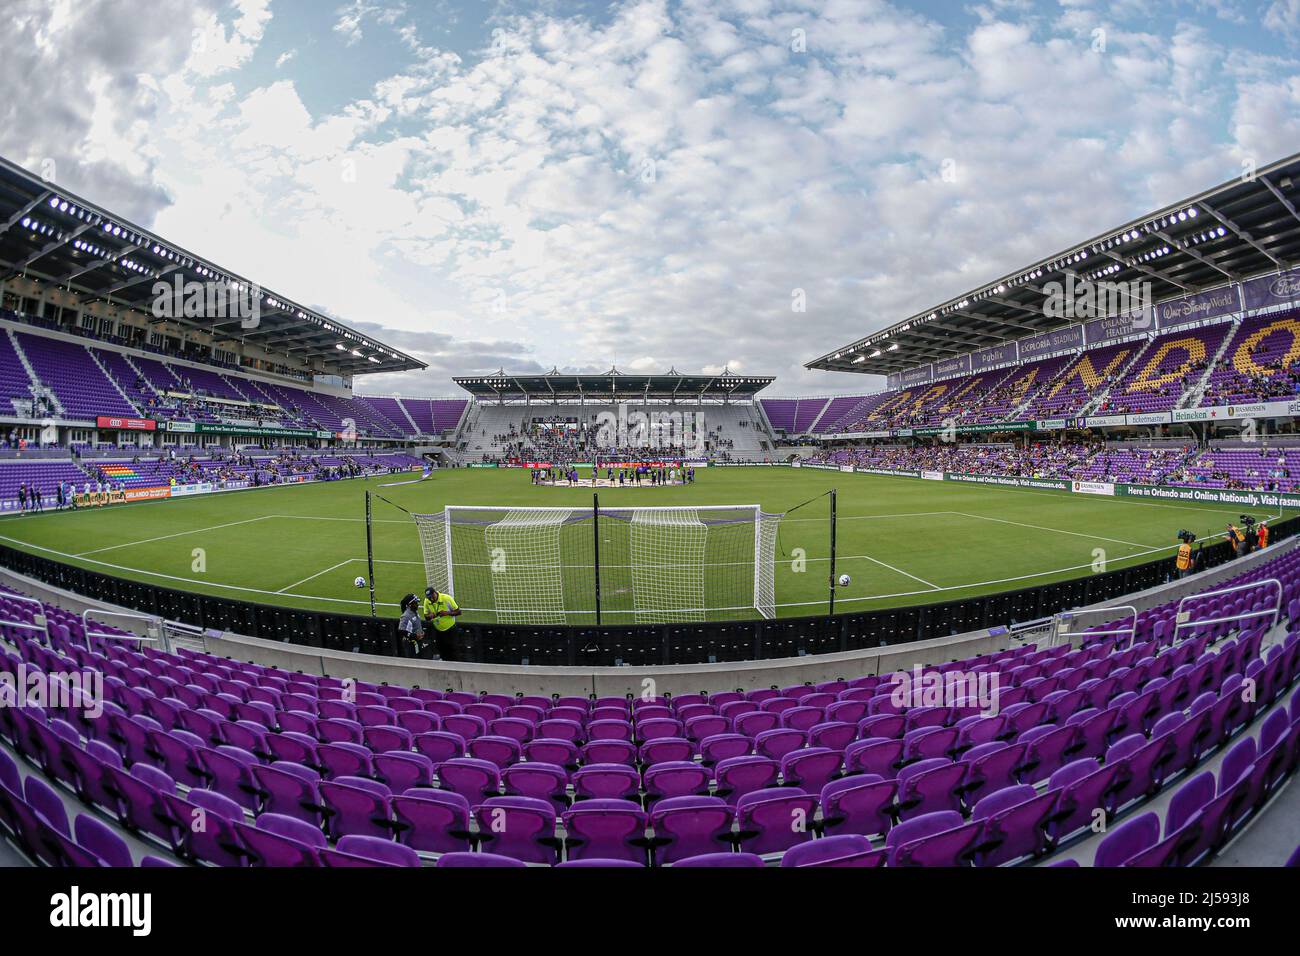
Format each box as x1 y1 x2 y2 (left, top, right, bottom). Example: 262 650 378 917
95 416 157 431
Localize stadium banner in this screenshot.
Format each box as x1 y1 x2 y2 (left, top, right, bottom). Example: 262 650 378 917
96 415 156 432
921 470 944 481
932 354 971 381
839 464 855 473
885 372 901 390
899 364 933 387
1171 400 1300 423
1240 268 1300 312
167 423 321 439
1084 414 1128 428
1037 418 1069 431
1018 323 1084 360
123 487 172 502
853 467 921 478
971 341 1018 372
1117 482 1300 510
945 473 1071 491
1071 480 1116 496
1126 411 1172 425
791 460 801 468
799 462 840 471
1083 310 1151 346
168 483 215 498
467 463 499 468
912 420 1036 436
72 490 126 508
1155 285 1240 329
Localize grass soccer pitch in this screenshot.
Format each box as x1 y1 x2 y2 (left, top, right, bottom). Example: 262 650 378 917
0 467 1285 622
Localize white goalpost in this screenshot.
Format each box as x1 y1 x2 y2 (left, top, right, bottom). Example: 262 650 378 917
411 503 782 625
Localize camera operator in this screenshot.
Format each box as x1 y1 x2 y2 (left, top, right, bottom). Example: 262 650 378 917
1225 522 1247 559
1238 515 1257 556
1175 531 1195 579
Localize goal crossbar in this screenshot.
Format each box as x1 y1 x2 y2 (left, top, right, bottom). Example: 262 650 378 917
412 503 781 625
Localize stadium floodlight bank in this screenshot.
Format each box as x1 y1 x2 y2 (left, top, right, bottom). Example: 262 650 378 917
413 502 782 625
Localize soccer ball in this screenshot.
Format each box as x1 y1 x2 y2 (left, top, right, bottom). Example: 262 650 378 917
354 576 367 589
838 574 851 587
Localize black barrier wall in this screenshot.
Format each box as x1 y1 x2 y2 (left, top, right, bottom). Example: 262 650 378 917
0 518 1290 665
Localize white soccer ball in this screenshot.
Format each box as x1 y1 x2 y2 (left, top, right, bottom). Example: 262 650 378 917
838 574 851 587
354 576 367 589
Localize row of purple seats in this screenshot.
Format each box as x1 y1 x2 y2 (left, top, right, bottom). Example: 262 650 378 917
1098 691 1300 866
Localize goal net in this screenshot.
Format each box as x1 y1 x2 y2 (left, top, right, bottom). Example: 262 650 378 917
412 504 781 625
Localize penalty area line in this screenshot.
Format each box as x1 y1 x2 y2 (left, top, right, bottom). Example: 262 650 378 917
74 516 276 556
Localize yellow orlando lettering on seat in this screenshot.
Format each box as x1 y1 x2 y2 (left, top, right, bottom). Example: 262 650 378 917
1233 317 1300 376
870 389 914 420
910 383 948 412
1046 349 1132 399
1129 336 1207 392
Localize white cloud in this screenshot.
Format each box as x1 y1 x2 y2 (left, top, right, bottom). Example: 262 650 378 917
1266 0 1300 45
2 0 1299 399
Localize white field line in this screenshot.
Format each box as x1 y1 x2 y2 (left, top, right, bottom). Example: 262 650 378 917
269 514 410 524
908 478 1279 520
776 546 1173 610
0 478 1285 615
851 554 939 589
0 533 396 609
0 530 1222 617
780 511 954 523
75 516 276 555
277 556 426 593
950 511 1157 549
277 559 355 594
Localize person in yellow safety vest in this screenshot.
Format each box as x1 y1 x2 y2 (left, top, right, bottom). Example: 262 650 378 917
1175 539 1193 578
420 586 461 637
1258 522 1269 550
1225 524 1246 557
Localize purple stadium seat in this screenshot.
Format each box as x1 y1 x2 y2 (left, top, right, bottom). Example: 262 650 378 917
1095 812 1161 867
648 796 735 865
562 799 648 864
781 834 885 867
392 790 473 854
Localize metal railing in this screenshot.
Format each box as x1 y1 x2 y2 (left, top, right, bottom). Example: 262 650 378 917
0 593 51 645
1174 578 1283 640
81 608 163 653
1050 604 1138 649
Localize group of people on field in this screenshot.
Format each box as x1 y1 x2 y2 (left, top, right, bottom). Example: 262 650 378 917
12 482 73 513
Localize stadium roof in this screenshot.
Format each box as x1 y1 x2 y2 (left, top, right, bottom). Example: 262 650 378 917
0 155 425 377
808 152 1300 376
453 367 774 401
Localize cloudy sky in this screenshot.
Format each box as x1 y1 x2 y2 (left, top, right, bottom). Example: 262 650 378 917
2 0 1299 397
